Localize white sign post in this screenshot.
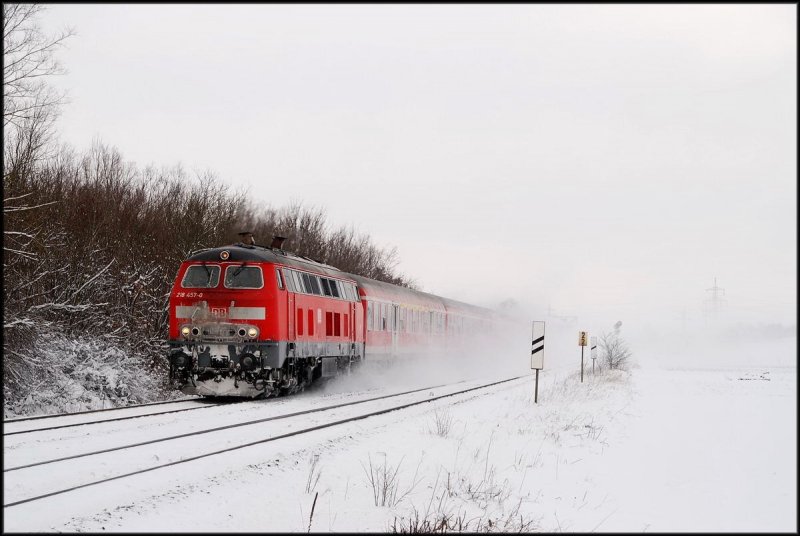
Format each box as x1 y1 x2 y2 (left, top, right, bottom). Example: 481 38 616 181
590 336 597 375
578 331 588 383
531 321 545 403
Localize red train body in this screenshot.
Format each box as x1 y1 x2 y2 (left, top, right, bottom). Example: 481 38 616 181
168 240 497 397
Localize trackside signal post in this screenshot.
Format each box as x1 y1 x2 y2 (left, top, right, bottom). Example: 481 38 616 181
578 331 588 382
531 321 545 403
590 336 597 375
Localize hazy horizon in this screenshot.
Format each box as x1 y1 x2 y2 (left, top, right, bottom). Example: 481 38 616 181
37 4 797 328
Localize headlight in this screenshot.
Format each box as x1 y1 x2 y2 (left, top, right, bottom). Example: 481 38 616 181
181 326 191 337
247 327 258 338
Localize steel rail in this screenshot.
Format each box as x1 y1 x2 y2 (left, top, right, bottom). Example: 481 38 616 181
3 374 529 508
3 397 202 424
4 399 247 436
5 379 466 471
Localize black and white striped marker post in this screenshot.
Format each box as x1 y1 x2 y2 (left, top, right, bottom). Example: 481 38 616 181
531 321 545 403
590 336 597 375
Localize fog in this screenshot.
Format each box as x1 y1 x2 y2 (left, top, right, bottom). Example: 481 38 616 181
38 4 797 341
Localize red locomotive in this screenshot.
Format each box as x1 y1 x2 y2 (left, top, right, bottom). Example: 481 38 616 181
168 235 497 397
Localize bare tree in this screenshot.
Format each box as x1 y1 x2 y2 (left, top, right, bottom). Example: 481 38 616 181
598 329 632 370
3 133 417 412
3 3 74 130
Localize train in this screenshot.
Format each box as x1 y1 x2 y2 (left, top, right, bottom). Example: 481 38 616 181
167 234 501 398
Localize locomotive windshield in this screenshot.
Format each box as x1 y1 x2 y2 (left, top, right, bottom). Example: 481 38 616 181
182 264 220 288
224 265 264 289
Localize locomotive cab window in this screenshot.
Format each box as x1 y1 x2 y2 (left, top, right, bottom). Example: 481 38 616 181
224 265 264 289
182 265 220 288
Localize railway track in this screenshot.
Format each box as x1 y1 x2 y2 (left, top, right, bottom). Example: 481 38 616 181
3 397 201 423
3 397 245 436
3 374 530 508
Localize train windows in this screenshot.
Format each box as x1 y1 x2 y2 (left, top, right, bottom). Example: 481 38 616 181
284 269 295 292
330 280 340 298
285 270 295 292
276 268 285 290
367 302 373 331
308 275 322 295
301 273 312 294
308 309 315 336
297 308 304 336
182 264 220 288
295 271 306 293
320 278 331 296
224 265 263 289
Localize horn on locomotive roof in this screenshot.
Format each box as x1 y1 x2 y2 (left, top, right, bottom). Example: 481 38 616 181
237 231 255 245
270 235 287 250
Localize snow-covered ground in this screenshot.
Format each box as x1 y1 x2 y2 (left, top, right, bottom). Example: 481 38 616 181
3 335 796 532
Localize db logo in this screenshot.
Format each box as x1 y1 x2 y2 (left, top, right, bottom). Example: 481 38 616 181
211 307 227 318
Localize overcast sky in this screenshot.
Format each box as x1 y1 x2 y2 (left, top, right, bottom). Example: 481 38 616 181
39 4 796 325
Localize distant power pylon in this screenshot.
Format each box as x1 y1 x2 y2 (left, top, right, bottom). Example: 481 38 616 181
703 277 727 315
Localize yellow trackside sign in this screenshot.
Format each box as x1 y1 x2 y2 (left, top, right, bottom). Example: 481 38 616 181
578 331 588 346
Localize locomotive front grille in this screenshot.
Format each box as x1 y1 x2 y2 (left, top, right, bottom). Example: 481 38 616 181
200 322 239 341
186 322 257 343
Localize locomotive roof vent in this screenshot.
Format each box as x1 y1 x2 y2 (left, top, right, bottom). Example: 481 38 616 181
270 235 287 251
237 231 255 247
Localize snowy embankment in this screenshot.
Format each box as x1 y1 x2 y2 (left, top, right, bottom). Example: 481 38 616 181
3 333 179 419
3 336 796 532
